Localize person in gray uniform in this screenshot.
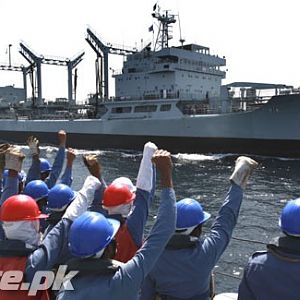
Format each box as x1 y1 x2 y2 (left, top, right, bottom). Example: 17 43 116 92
57 149 176 300
238 198 300 300
140 156 258 300
0 155 102 299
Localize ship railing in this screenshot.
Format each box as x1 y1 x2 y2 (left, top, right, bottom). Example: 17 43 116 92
177 63 226 76
179 103 264 115
0 114 16 120
111 92 210 102
110 94 179 102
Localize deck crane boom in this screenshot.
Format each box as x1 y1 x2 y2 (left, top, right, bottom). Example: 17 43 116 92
19 43 84 106
86 27 137 101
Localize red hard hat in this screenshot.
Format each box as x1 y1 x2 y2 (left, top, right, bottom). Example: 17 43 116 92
0 194 48 221
103 183 136 207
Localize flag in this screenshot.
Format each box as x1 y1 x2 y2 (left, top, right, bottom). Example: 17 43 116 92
148 25 154 32
153 3 157 11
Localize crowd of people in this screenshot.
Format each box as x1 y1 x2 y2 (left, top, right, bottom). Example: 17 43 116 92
0 130 299 300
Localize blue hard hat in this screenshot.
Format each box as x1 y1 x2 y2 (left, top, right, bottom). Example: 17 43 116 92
48 184 75 210
69 211 120 257
40 158 52 173
176 198 211 230
279 198 300 236
2 169 27 186
24 180 49 201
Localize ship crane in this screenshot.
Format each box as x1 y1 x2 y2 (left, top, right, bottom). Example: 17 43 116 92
19 43 84 106
0 64 29 102
86 28 137 102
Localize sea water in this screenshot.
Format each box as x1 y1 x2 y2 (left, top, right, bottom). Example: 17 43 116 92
19 146 300 293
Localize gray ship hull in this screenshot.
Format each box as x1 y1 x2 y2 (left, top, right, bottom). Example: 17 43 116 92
1 94 300 157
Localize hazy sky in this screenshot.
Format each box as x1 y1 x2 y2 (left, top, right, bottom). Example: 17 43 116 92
0 0 299 101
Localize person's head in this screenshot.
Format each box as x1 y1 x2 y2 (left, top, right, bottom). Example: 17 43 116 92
69 211 120 259
102 183 136 217
111 177 136 193
0 194 48 246
40 158 52 181
176 198 211 237
47 184 76 212
2 169 27 193
279 198 300 237
23 180 49 211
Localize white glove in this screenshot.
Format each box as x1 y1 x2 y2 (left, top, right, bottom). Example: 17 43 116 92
229 156 258 189
63 175 101 221
136 142 158 192
5 148 25 172
27 136 39 156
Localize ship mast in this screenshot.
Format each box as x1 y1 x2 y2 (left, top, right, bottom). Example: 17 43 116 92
152 9 176 50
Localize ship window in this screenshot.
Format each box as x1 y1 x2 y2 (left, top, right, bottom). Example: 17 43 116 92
160 104 171 111
134 105 157 113
111 106 132 114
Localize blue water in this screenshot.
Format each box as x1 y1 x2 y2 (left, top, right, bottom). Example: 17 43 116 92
19 146 300 293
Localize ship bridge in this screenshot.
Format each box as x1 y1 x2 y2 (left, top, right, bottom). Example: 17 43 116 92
175 43 210 54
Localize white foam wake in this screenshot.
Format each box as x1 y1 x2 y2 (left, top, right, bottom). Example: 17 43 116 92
173 153 235 161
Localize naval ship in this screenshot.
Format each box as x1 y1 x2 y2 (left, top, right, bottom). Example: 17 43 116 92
0 7 300 157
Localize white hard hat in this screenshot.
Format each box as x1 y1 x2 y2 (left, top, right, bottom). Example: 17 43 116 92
111 177 136 193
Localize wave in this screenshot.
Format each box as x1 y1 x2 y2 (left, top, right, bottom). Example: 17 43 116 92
175 152 300 162
15 145 116 156
13 145 300 162
173 153 235 161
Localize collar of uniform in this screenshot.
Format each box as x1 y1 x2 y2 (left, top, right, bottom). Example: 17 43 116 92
48 211 65 225
278 235 300 253
67 258 124 275
0 239 36 256
166 234 199 250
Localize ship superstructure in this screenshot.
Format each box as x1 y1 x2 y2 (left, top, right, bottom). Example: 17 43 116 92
114 10 226 102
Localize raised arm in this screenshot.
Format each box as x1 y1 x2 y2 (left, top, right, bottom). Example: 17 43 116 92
45 130 66 188
0 147 25 204
25 136 41 185
60 148 76 186
202 156 258 267
126 142 157 247
0 144 10 197
118 150 176 292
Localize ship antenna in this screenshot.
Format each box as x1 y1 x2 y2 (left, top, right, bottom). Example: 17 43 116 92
152 8 176 50
178 12 185 47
